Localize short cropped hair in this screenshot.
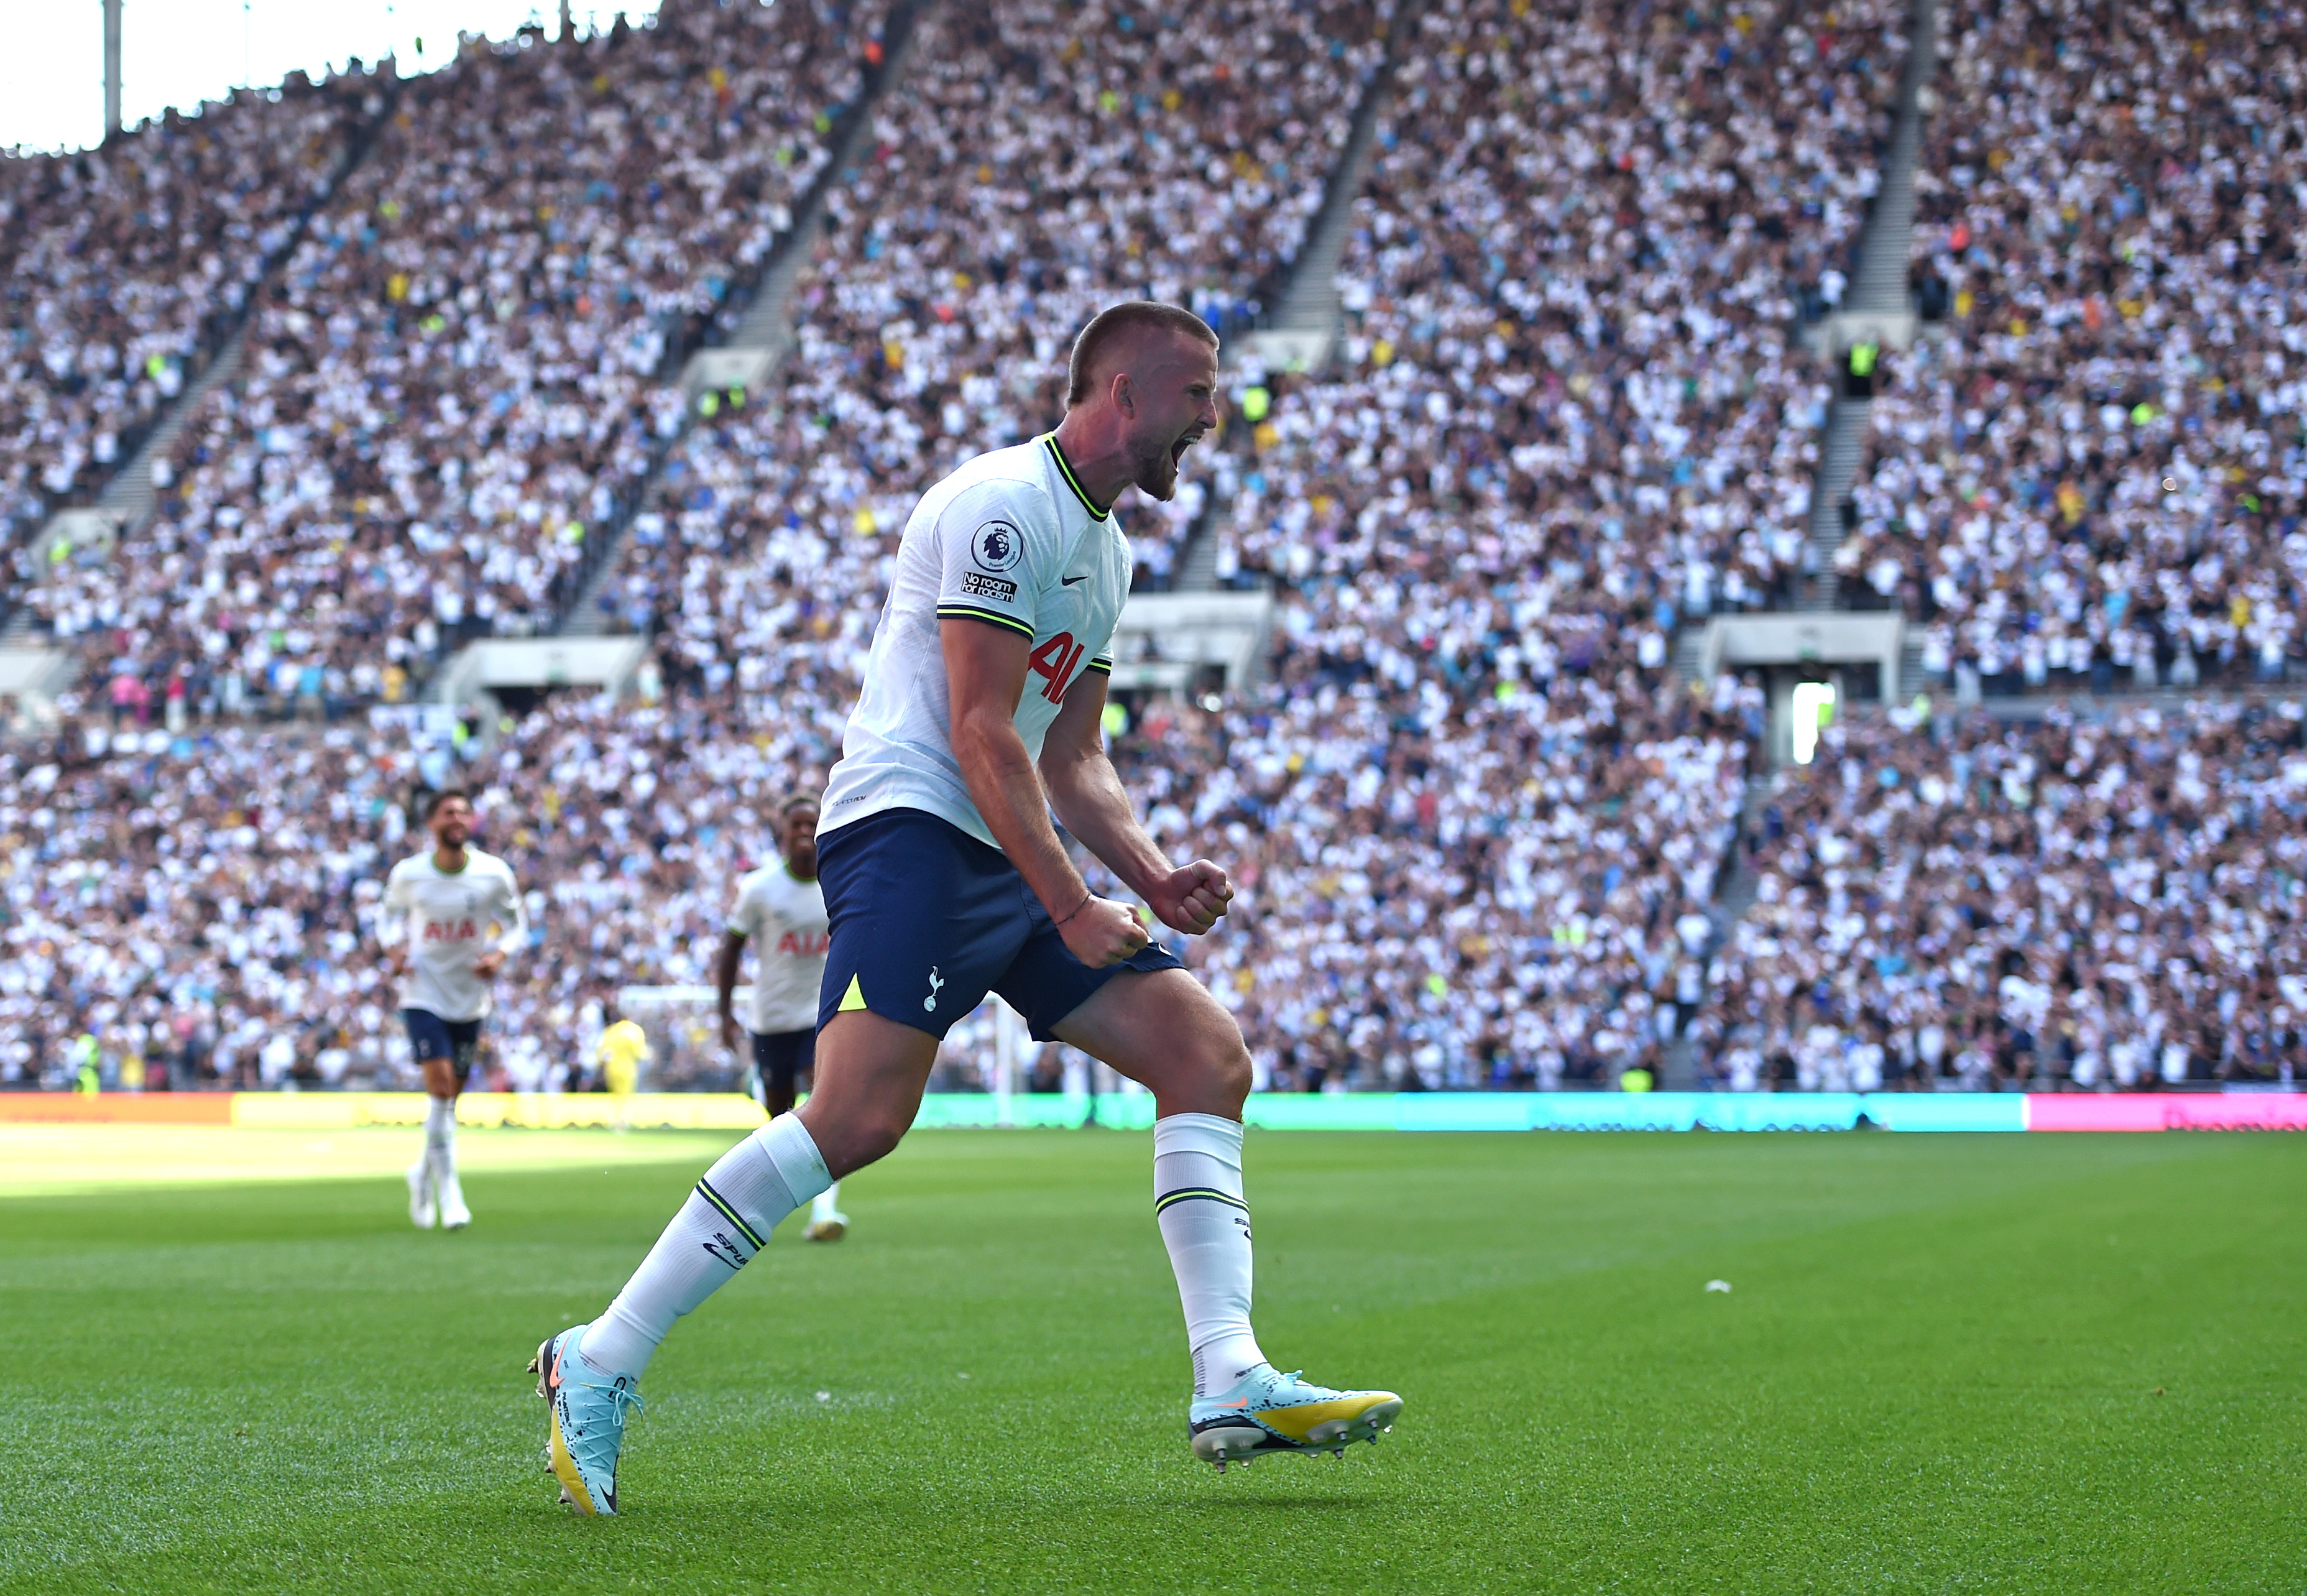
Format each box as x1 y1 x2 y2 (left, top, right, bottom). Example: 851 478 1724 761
1066 301 1219 407
425 787 470 819
778 791 820 818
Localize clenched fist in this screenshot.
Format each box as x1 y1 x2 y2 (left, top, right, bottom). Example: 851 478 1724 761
1147 859 1234 936
1059 895 1153 969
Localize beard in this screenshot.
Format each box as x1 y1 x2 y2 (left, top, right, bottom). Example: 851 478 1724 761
1128 428 1197 502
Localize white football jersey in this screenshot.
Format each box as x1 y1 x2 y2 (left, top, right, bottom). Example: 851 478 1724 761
727 861 829 1035
819 433 1131 851
379 848 528 1022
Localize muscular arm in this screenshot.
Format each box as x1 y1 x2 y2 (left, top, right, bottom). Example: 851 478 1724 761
942 619 1151 966
942 617 1095 920
1039 665 1233 936
1035 667 1170 898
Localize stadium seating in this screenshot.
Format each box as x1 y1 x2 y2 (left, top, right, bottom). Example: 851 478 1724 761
1 75 371 599
1831 0 2305 692
6 0 2297 1098
1694 699 2307 1090
19 2 888 713
1112 0 1907 1084
1213 0 1904 609
589 0 1389 694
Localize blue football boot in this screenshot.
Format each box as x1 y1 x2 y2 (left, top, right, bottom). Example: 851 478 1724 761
530 1324 642 1515
1187 1364 1401 1471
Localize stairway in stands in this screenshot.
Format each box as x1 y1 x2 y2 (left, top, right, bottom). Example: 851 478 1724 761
1796 0 1941 614
1167 1 1424 595
1663 0 1943 1081
2 76 402 653
1660 773 1778 1087
554 5 927 639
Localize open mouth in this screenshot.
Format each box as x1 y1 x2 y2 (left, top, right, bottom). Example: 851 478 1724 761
1171 431 1201 466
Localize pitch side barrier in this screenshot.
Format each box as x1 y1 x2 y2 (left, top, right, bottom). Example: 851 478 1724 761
5 1091 2307 1132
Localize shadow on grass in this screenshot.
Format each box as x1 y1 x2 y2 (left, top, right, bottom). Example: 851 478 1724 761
1166 1492 1391 1513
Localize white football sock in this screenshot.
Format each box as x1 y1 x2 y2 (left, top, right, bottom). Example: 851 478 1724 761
811 1182 844 1224
1154 1112 1267 1396
423 1096 458 1194
581 1114 831 1380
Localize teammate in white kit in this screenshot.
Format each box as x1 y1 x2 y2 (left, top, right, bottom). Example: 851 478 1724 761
380 789 528 1230
716 793 847 1241
533 303 1400 1516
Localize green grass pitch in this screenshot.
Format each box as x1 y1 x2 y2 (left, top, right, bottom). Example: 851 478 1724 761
4 1128 2303 1593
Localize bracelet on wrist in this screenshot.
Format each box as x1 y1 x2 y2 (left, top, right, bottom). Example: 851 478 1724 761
1056 890 1093 928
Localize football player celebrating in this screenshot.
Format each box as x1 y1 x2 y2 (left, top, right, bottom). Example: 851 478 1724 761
532 303 1399 1516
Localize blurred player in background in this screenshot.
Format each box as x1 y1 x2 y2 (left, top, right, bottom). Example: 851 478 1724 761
716 794 847 1241
532 303 1398 1516
380 790 528 1230
596 1006 650 1133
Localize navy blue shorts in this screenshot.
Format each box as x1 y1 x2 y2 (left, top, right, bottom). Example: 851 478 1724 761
402 1009 482 1080
816 808 1182 1042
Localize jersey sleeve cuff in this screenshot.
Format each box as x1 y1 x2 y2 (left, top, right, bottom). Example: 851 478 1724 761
936 603 1035 639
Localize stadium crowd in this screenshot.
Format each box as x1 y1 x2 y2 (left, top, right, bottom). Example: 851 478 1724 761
590 0 1390 690
16 0 887 713
1105 630 1754 1091
11 0 2304 1099
0 0 1874 1093
1209 0 1904 617
1695 701 2307 1091
0 652 1753 1094
1 73 370 593
1092 0 1910 1086
1831 0 2307 693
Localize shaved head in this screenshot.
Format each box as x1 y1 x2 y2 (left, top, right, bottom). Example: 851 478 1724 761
1060 302 1221 502
1066 301 1219 407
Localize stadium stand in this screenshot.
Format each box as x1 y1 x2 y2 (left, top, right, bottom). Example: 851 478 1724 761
1694 701 2307 1091
586 0 1391 678
1211 0 1905 612
1829 0 2307 693
1103 0 1907 1084
17 1 890 714
2 73 374 607
7 0 2296 1100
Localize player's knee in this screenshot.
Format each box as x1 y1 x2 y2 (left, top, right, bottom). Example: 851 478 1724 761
1189 1030 1253 1112
804 1100 909 1179
833 1117 905 1179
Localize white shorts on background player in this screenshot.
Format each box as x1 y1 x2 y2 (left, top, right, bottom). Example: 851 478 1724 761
818 433 1131 851
379 849 528 1020
726 863 829 1035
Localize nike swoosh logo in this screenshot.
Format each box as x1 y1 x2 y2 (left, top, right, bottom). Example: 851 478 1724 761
1060 574 1087 586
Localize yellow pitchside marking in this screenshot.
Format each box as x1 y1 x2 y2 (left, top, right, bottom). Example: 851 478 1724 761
0 1125 756 1196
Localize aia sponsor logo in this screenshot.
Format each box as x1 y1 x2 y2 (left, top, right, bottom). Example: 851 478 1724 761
423 918 479 941
773 930 831 957
1029 631 1089 703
